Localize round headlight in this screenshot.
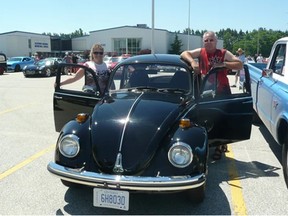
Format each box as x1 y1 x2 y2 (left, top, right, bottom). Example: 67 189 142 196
59 134 80 158
168 142 193 168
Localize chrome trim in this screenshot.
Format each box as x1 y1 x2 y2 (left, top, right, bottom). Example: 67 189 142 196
47 162 205 191
118 92 144 152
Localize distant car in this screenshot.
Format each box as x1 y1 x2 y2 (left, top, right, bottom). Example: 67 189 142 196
103 56 111 65
107 56 129 70
23 57 62 77
7 56 35 72
0 53 7 75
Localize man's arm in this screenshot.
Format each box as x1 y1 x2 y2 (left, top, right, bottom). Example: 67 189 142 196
180 48 201 73
224 50 243 70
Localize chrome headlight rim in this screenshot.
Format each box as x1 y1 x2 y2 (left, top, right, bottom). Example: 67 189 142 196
58 134 80 158
168 142 193 168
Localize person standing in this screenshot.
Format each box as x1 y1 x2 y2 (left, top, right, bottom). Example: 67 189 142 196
180 31 243 160
58 44 110 94
256 53 264 63
231 48 246 88
63 52 73 75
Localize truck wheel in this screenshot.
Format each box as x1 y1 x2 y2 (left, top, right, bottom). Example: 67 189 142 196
282 139 288 188
186 183 205 203
15 65 21 72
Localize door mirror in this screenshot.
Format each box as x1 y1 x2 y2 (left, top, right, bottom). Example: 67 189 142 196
262 69 273 77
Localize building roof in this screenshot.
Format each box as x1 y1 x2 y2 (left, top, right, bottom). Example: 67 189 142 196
89 25 169 34
0 31 50 37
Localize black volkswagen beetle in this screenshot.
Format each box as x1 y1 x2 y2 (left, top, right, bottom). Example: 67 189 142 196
48 54 253 211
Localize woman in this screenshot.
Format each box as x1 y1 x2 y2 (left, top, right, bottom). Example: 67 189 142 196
59 44 110 94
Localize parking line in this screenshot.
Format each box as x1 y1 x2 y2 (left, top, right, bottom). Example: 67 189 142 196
0 144 55 181
0 103 36 116
225 145 247 216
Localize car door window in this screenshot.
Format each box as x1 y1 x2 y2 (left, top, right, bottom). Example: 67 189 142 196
269 44 286 75
59 65 100 95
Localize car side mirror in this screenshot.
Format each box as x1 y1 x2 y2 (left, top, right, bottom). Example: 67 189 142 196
262 69 273 77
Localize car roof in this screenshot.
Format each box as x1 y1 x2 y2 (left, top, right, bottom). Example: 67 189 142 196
118 54 189 67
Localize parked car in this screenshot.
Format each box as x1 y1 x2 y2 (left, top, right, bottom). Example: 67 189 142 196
23 57 62 77
107 56 129 70
0 53 7 75
48 54 253 210
7 56 35 72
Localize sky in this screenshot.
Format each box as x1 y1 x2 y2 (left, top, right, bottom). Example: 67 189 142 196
1 0 287 35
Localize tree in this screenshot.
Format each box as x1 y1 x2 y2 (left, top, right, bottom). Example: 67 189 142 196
169 33 183 55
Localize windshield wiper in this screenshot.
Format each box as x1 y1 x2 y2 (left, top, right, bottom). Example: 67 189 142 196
158 88 188 93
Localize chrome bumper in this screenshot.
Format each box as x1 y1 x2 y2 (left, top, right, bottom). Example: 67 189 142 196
47 162 206 191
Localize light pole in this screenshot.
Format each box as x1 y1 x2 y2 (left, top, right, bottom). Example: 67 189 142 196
151 0 155 54
187 0 191 50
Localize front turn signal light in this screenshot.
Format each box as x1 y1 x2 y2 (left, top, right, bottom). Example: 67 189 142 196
179 118 191 129
76 113 89 123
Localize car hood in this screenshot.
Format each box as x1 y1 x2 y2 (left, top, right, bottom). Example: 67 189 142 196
91 90 191 174
24 64 38 69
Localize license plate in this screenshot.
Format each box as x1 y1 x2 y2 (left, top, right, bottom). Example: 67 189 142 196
93 188 129 211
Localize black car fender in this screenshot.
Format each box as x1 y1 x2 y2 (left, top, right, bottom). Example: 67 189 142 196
55 116 93 169
169 124 208 167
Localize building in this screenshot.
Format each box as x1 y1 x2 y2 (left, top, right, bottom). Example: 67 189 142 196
0 26 223 57
72 25 223 55
0 31 51 57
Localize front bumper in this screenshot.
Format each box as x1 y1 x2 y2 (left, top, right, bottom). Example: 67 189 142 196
47 162 206 191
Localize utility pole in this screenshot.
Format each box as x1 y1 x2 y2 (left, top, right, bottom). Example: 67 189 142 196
151 0 155 54
187 0 191 50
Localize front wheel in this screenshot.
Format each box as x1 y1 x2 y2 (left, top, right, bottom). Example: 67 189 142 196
45 68 52 77
186 183 205 203
282 140 288 188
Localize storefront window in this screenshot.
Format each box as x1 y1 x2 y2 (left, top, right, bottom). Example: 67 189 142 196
113 38 141 55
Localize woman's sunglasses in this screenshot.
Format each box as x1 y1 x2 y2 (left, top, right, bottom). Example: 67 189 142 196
93 51 103 55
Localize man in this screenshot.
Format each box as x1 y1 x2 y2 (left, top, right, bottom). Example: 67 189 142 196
180 31 243 160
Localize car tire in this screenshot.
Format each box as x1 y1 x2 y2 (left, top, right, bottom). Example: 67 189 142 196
186 183 205 203
14 65 20 72
61 179 81 188
45 68 52 77
282 138 288 188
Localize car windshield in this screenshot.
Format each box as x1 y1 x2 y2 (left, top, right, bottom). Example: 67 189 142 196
111 63 191 92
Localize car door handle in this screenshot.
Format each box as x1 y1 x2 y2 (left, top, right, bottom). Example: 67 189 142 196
54 96 63 100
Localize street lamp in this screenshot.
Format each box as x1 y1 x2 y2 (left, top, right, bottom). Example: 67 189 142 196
151 0 155 54
187 0 190 50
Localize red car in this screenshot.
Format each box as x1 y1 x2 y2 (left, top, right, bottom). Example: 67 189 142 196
107 56 130 70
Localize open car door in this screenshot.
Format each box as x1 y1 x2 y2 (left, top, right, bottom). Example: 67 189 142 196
194 67 253 146
54 63 102 132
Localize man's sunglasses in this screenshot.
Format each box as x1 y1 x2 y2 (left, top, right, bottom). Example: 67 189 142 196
93 51 103 55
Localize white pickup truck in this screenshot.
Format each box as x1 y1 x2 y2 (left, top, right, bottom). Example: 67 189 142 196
247 37 288 187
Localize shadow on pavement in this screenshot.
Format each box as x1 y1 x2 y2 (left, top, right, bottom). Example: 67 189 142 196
54 150 280 215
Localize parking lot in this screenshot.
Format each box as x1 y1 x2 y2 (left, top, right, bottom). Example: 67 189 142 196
0 71 288 215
